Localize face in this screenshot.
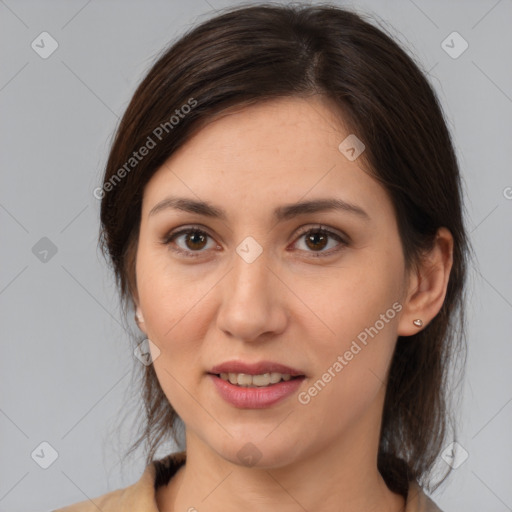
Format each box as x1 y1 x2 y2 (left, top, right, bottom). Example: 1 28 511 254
134 96 410 468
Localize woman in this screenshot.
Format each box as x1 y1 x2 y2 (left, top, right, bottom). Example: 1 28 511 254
55 3 470 511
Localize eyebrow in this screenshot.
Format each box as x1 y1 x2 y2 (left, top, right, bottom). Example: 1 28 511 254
149 196 371 222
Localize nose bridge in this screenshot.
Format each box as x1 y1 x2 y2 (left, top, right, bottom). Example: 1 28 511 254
227 229 273 292
231 242 271 299
216 240 286 340
228 242 274 306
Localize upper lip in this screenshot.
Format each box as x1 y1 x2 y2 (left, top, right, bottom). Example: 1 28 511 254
209 360 305 377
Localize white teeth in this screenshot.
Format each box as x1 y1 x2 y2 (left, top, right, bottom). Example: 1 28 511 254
252 374 271 386
219 372 296 387
269 372 282 384
237 373 253 386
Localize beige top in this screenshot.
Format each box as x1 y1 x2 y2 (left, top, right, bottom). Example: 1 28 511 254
53 451 442 511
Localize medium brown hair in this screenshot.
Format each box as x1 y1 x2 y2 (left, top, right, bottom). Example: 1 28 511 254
99 2 471 495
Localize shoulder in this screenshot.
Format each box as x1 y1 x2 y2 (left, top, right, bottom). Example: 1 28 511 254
52 487 126 512
406 481 444 512
52 451 186 512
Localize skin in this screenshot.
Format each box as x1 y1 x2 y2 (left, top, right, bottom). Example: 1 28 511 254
133 96 453 512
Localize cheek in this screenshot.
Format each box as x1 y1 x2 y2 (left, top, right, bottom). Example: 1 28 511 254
294 248 403 343
295 249 403 397
141 288 209 420
135 249 210 401
297 292 400 439
136 241 211 340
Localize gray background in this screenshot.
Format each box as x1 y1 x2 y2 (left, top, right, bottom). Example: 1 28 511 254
1 0 511 510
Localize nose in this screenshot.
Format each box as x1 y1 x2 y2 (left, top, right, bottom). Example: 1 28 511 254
216 249 288 343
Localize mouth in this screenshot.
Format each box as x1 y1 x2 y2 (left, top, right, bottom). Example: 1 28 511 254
208 371 306 409
207 360 306 408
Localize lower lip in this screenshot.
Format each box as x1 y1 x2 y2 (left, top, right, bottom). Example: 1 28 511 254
209 374 305 409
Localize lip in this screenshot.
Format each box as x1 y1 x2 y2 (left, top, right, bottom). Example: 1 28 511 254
209 360 305 377
209 374 305 409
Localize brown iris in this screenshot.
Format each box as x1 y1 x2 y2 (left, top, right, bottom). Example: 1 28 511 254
185 231 208 251
305 231 328 251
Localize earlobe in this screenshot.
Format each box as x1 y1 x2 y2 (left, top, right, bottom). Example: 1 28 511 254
397 227 454 337
135 307 147 334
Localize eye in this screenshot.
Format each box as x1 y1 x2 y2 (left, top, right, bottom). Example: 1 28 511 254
161 224 348 259
291 225 348 257
161 226 218 258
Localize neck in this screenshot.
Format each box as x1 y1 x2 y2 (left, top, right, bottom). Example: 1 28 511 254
156 387 405 512
168 446 404 512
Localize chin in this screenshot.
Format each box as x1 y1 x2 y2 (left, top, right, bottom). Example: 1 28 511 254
212 434 301 470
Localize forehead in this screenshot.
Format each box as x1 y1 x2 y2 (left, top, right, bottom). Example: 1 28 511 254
142 96 391 222
182 95 351 160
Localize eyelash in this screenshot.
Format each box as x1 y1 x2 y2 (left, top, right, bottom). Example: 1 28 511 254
160 224 348 259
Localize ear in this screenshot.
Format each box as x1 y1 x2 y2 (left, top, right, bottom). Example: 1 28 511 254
132 292 147 335
397 227 454 336
134 306 147 334
130 274 148 333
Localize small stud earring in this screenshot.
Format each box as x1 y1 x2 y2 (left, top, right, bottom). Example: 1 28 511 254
135 311 144 323
413 319 423 327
